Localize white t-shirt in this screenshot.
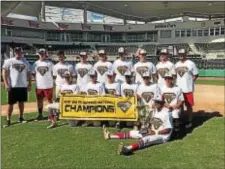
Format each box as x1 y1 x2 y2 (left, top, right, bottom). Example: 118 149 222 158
75 62 93 88
156 61 176 88
121 83 138 97
137 83 161 105
161 85 184 106
94 61 113 83
105 82 121 96
60 84 80 94
150 107 173 141
32 60 54 89
134 61 156 84
53 62 75 87
175 60 199 93
2 57 31 88
112 59 133 83
85 82 105 95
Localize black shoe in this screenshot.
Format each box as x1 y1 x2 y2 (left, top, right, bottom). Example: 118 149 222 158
3 120 11 128
17 117 28 124
34 114 44 121
117 142 131 155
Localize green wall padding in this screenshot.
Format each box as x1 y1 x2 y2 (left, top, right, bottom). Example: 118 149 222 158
199 69 225 77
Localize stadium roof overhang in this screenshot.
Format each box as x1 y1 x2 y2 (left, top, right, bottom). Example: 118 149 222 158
1 1 225 22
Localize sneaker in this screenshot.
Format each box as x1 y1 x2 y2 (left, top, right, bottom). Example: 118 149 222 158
47 123 57 129
185 122 192 129
103 125 110 140
133 125 139 131
117 142 130 155
17 117 28 124
3 120 11 128
34 115 44 122
115 122 121 131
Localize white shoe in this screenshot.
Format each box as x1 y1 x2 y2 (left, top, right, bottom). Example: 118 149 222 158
103 125 110 140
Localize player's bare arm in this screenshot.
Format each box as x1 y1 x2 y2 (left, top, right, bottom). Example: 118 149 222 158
2 69 10 91
27 72 32 91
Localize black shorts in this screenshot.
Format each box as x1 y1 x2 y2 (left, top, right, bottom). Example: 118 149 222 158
8 88 28 104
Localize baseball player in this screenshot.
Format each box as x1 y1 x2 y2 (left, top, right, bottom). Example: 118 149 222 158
2 47 32 127
134 49 157 84
103 95 173 155
53 50 75 97
105 70 121 129
75 51 93 89
161 72 184 136
112 47 133 84
82 70 105 127
175 49 199 129
93 49 113 84
46 71 80 129
32 48 54 121
156 49 176 89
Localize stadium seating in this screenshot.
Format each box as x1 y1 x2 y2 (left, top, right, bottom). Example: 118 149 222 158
95 45 138 55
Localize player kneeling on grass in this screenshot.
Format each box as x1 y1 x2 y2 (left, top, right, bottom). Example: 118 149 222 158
161 72 184 137
82 69 105 127
103 95 173 155
105 70 121 129
46 71 80 129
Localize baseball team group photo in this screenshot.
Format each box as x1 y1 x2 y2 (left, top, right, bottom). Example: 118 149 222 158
1 1 224 169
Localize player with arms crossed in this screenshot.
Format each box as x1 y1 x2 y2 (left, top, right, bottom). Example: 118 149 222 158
112 47 133 84
156 49 176 89
94 49 113 84
46 71 80 129
82 70 106 127
2 47 32 127
175 49 198 128
134 49 157 84
161 72 184 137
103 96 173 155
53 50 75 97
32 48 54 121
75 51 93 93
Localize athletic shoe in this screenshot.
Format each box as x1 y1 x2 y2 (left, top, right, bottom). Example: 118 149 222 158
3 120 11 128
115 122 121 131
103 125 110 140
133 125 139 131
47 123 57 129
17 117 28 124
117 142 130 155
34 114 44 122
185 122 192 129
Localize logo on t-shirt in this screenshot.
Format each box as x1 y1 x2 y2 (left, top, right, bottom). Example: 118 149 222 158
158 68 169 78
106 89 116 95
151 118 163 130
87 89 98 95
123 89 134 97
57 68 68 78
117 101 132 113
141 92 154 103
37 66 49 76
117 66 128 75
97 66 108 76
163 93 176 104
61 90 73 94
136 66 148 76
12 63 26 73
77 68 89 78
176 67 188 77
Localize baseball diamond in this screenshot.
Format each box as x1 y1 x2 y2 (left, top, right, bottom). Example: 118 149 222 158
1 1 225 169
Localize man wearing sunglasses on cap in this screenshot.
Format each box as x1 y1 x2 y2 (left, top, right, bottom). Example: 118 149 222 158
2 47 32 127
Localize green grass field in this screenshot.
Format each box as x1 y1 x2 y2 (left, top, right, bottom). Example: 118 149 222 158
1 113 224 169
1 79 224 105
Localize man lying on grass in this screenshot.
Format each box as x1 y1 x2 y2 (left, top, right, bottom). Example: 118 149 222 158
103 95 173 155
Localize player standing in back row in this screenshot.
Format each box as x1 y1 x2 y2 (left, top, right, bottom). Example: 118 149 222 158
112 47 133 84
156 49 176 89
32 48 54 121
175 49 198 129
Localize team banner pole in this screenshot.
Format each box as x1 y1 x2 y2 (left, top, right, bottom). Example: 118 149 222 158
60 94 138 121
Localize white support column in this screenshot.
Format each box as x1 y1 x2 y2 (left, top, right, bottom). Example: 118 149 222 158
83 5 88 24
41 1 46 22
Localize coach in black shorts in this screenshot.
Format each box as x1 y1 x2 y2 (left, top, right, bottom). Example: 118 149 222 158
2 47 32 127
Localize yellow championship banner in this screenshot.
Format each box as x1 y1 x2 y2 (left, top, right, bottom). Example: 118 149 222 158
60 95 138 121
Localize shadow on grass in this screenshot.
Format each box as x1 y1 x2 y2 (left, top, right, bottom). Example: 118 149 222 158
176 111 223 140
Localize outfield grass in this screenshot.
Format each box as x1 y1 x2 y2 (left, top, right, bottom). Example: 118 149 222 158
195 79 224 86
1 113 224 169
